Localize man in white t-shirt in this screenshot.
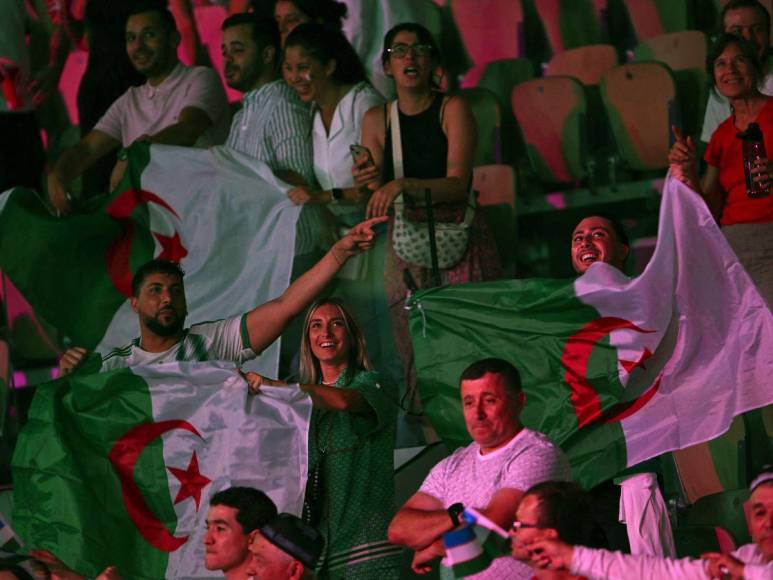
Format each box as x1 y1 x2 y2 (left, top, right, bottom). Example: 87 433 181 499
57 217 385 374
523 469 773 580
388 358 571 579
701 0 773 143
47 0 229 215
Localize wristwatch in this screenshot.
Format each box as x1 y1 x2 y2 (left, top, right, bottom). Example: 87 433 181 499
447 502 465 527
331 187 344 203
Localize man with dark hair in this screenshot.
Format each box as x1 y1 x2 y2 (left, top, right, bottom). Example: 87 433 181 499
205 487 278 579
47 0 229 214
509 481 593 580
388 358 570 579
524 469 773 579
570 214 630 275
221 13 314 186
57 217 384 373
702 0 773 142
247 513 322 579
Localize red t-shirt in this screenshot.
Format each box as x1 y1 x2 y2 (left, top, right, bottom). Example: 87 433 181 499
704 98 773 225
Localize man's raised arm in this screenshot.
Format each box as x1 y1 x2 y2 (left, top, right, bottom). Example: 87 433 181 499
242 216 387 355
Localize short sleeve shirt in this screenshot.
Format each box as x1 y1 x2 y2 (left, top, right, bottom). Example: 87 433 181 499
704 98 773 225
100 314 256 370
94 63 230 147
420 428 571 580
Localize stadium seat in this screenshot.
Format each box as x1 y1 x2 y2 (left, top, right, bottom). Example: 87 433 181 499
455 87 502 166
600 62 678 171
620 0 691 41
533 0 603 54
673 524 736 558
685 489 752 546
512 76 589 184
473 165 517 269
545 44 619 85
451 0 525 87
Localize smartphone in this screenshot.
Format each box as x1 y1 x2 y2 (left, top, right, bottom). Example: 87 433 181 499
349 143 373 165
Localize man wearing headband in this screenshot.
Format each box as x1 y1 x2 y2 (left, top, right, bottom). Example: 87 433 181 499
523 468 773 579
247 513 322 579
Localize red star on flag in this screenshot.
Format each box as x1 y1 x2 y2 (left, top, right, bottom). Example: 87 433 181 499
168 451 211 510
154 231 188 263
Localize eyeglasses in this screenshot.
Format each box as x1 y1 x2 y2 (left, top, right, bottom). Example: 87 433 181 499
511 520 541 532
387 43 433 59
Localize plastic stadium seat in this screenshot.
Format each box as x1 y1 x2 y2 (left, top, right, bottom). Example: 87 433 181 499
451 0 525 87
673 525 736 558
685 489 752 546
545 44 619 85
622 0 691 41
601 62 677 171
455 87 502 166
633 30 707 72
477 58 535 115
534 0 603 54
473 165 517 268
512 77 589 184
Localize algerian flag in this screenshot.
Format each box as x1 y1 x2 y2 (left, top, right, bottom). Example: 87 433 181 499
12 361 312 579
409 176 773 488
442 509 510 578
0 143 302 377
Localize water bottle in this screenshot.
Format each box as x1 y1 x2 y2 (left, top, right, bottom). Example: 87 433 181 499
739 122 771 199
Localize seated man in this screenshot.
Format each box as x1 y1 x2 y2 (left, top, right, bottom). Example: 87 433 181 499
247 513 321 580
221 13 314 186
205 487 278 579
388 358 571 579
525 468 773 579
58 217 383 373
570 214 629 276
48 0 230 214
510 481 593 580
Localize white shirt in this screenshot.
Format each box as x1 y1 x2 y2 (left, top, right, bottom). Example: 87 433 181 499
701 69 773 142
100 315 256 371
419 428 572 580
312 81 384 190
0 0 33 113
94 63 229 147
570 543 772 580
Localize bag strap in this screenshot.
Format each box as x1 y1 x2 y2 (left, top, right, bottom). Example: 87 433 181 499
390 100 404 180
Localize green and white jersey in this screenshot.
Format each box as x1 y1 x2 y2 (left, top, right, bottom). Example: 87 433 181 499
101 314 256 371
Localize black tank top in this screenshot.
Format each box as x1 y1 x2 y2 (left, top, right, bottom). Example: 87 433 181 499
382 93 448 182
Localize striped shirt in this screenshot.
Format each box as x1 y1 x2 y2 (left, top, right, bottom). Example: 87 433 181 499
225 79 315 185
100 315 255 371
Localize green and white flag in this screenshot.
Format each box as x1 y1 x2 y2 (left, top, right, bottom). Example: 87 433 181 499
409 176 773 488
0 143 302 376
12 361 312 579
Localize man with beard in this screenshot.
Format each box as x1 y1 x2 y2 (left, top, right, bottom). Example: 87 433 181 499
221 13 314 186
57 217 384 373
47 0 229 215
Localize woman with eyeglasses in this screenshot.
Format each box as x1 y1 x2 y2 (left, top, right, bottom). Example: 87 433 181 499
353 22 501 408
244 298 402 579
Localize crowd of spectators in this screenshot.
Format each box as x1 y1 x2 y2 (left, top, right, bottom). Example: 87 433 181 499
2 0 772 578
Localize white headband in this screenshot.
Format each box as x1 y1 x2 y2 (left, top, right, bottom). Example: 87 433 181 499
750 472 773 492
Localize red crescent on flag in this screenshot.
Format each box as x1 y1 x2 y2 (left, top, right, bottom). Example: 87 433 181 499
105 188 187 297
108 420 201 552
561 317 658 429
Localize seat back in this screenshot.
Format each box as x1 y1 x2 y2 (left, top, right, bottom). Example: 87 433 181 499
601 62 677 171
623 0 691 41
451 0 524 87
456 88 502 165
545 44 618 85
512 76 588 183
633 30 707 71
534 0 603 54
685 489 752 546
473 165 517 268
673 524 736 558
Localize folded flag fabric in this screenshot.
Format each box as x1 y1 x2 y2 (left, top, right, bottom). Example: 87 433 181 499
409 176 773 488
442 508 510 578
12 361 312 579
0 143 302 377
0 514 21 553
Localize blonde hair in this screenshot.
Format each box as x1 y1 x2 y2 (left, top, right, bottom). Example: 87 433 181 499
298 298 373 385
